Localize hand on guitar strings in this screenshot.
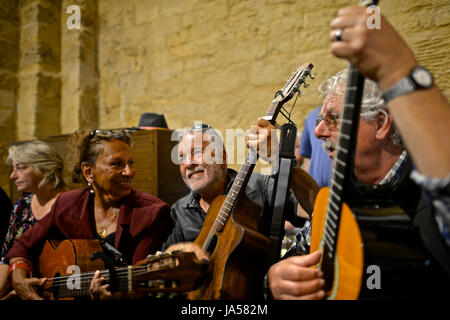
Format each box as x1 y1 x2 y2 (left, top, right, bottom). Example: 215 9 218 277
89 270 114 300
267 251 326 300
329 5 417 91
246 118 279 164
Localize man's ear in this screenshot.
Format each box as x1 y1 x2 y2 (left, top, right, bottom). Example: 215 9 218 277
81 162 93 182
375 110 393 141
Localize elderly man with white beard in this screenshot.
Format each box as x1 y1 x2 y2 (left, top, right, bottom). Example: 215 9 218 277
161 122 319 252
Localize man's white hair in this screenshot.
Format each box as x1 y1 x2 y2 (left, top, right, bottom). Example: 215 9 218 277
318 69 402 145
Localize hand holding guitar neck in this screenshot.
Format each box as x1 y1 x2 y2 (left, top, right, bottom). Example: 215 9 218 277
330 5 416 91
330 5 450 179
246 117 278 164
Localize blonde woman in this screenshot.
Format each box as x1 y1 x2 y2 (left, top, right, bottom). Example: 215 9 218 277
0 141 67 298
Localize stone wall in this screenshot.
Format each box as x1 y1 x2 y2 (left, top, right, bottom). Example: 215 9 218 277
0 0 19 194
0 0 449 196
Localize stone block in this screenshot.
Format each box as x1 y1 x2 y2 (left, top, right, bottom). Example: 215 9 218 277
135 1 160 25
197 62 248 96
0 0 19 21
79 88 98 129
0 39 19 72
0 71 16 91
0 20 19 44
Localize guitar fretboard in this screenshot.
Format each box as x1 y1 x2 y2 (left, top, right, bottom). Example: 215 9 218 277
322 65 364 261
201 138 260 251
49 260 177 299
50 268 131 298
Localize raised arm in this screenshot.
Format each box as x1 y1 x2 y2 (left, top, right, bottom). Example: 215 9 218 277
329 6 450 178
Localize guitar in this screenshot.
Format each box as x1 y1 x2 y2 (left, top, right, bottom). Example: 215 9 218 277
308 0 381 300
188 63 314 300
309 0 382 298
38 239 207 300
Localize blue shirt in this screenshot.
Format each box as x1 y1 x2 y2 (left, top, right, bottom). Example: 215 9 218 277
299 107 332 188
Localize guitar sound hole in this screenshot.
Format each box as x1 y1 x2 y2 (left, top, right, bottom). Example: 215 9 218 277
205 235 218 255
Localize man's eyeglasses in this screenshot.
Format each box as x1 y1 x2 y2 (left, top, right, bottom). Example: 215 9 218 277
315 113 341 130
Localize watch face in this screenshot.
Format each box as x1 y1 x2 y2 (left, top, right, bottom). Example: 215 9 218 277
411 67 433 88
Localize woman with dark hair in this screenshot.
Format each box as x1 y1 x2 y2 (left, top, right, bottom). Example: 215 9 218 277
6 129 173 300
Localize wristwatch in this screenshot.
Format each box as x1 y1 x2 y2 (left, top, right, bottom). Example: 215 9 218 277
382 66 434 103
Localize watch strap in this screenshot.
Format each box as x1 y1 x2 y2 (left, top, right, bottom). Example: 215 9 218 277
382 77 416 103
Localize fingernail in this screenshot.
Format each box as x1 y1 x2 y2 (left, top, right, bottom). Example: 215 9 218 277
317 271 324 278
319 279 325 286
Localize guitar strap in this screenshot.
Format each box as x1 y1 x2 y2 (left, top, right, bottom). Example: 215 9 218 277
268 123 297 265
90 239 127 293
100 239 127 267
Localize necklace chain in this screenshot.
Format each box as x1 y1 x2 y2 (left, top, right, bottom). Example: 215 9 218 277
97 212 117 238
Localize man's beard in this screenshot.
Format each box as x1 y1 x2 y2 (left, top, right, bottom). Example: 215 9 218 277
183 164 225 194
321 140 337 158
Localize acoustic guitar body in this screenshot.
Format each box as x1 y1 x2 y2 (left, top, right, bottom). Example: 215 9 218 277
310 187 364 300
188 194 270 300
39 239 105 300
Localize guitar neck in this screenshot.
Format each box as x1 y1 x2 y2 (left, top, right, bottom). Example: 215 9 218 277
323 64 364 260
209 150 258 230
202 98 282 251
47 250 206 299
50 267 135 299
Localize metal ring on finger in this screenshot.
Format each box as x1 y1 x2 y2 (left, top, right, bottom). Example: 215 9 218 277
335 28 344 41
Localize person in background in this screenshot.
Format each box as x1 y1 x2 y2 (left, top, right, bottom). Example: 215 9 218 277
0 187 13 252
298 106 333 188
0 141 67 298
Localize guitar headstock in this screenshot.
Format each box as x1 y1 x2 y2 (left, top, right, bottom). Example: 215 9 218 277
280 62 314 102
133 251 208 294
265 62 314 123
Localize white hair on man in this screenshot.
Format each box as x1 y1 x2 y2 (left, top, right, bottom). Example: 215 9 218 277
318 69 402 146
171 122 225 165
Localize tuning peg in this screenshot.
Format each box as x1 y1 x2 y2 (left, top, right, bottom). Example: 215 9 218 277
303 82 310 88
309 74 315 79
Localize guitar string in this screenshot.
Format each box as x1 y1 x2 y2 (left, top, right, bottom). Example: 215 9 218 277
50 271 159 290
47 266 156 284
47 263 178 285
47 265 166 286
49 270 166 291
